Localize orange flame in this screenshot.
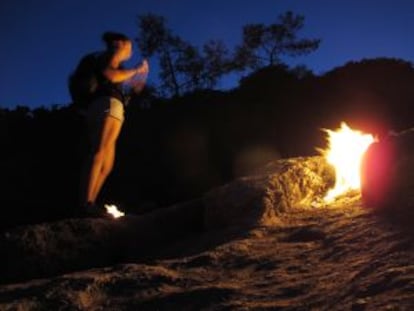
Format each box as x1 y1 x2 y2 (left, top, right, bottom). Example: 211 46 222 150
104 204 125 218
322 122 375 202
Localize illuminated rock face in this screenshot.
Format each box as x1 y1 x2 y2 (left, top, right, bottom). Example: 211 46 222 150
361 128 414 209
204 156 334 229
0 156 334 284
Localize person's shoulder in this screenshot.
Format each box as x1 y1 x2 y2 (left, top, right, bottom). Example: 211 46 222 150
95 51 112 69
79 51 99 61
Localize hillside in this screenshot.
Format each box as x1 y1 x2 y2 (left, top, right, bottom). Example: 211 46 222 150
3 58 414 231
1 156 414 310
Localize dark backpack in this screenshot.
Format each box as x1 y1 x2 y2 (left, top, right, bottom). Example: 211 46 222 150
68 52 103 110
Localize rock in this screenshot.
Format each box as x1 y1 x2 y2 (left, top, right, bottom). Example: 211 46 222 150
0 199 204 284
0 156 334 284
361 128 414 208
204 156 334 229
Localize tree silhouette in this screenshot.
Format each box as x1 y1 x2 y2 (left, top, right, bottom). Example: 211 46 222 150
137 14 181 96
233 11 320 71
202 40 233 88
136 14 231 97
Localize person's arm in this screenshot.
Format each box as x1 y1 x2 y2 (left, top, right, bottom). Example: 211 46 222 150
103 60 149 83
103 67 138 83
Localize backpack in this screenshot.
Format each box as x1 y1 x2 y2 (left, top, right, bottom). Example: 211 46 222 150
68 52 103 111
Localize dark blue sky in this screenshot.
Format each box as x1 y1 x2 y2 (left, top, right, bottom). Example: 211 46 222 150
1 0 414 108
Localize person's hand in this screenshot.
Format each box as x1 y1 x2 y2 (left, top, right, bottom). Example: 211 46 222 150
136 59 149 75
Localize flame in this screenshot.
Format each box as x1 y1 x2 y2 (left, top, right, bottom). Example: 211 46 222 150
322 122 375 202
104 204 125 218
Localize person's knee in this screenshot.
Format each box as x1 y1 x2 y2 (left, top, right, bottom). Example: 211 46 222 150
92 149 106 165
102 160 114 177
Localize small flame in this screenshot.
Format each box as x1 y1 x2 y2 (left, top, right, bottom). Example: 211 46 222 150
104 204 125 218
322 122 375 202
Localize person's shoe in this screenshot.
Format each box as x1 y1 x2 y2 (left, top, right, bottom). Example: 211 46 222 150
85 205 106 218
79 202 108 219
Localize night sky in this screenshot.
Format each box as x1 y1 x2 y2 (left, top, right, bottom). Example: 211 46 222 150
1 0 414 109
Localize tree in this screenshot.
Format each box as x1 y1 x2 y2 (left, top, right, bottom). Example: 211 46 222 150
137 14 180 96
233 11 320 71
202 40 233 88
137 14 231 97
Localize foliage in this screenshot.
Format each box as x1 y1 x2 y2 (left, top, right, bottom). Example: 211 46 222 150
137 14 232 97
233 11 320 71
136 12 319 97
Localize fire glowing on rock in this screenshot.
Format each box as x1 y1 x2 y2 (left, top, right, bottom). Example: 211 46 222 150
104 204 125 218
321 122 375 202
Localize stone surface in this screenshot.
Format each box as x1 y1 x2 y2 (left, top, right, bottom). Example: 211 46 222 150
0 156 334 284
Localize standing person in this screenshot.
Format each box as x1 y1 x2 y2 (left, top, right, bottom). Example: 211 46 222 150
79 31 149 216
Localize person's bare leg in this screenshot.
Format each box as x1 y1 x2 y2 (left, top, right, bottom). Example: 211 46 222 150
79 153 93 207
87 116 122 204
90 143 116 203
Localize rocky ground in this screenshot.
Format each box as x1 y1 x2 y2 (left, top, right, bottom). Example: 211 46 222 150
1 157 414 310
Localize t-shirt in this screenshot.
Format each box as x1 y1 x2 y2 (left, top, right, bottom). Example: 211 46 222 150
93 52 125 104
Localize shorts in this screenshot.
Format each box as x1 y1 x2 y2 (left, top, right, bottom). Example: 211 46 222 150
87 96 125 123
86 96 124 152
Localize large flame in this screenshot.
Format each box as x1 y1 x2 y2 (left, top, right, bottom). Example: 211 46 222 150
322 122 375 202
104 204 125 218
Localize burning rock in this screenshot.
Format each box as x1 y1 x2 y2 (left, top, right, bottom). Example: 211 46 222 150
104 204 125 218
320 122 375 202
